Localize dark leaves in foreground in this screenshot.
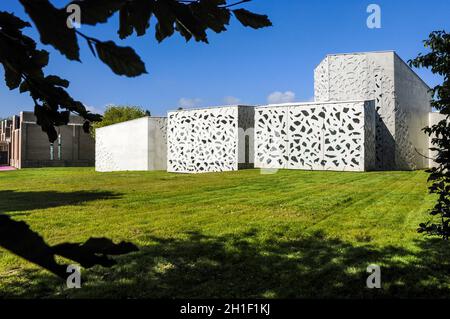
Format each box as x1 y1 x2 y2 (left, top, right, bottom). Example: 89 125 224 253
232 8 272 29
19 0 80 61
1 0 271 142
18 0 272 77
95 40 147 77
0 11 100 142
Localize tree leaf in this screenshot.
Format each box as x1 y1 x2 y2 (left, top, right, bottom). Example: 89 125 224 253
30 50 49 69
45 75 70 88
190 0 230 34
170 1 208 43
118 0 154 39
233 8 272 29
19 0 80 61
69 0 126 26
153 0 176 42
0 11 31 31
95 40 147 77
3 63 22 90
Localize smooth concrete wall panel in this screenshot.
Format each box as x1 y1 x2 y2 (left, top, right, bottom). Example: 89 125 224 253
364 100 377 171
428 112 447 168
237 106 255 169
394 54 432 169
96 118 149 172
96 117 167 172
95 117 167 172
148 117 168 171
255 100 376 172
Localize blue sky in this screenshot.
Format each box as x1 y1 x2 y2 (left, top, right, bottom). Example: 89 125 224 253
1 0 449 118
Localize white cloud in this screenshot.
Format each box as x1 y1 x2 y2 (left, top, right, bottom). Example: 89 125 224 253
267 91 296 104
178 97 202 109
223 96 242 105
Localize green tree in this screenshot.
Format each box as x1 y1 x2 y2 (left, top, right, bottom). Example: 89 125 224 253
91 105 149 137
410 31 450 239
0 0 271 142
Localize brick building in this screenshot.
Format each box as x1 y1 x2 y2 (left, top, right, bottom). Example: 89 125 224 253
0 111 94 169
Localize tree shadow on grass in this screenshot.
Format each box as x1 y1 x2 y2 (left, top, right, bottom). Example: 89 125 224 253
0 190 121 216
2 190 450 298
39 230 450 299
0 190 138 281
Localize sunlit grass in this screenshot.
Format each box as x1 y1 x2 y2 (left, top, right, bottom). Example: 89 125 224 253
0 168 446 298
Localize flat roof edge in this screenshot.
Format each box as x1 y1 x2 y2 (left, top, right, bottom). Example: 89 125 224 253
168 105 255 113
96 116 167 130
256 99 374 109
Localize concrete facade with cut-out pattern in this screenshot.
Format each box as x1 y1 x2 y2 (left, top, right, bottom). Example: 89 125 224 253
314 51 431 170
167 105 254 173
95 51 436 173
255 100 376 172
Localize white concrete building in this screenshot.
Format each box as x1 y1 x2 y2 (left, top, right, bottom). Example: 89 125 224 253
167 105 254 173
95 117 167 172
94 51 440 174
314 51 431 170
255 100 376 172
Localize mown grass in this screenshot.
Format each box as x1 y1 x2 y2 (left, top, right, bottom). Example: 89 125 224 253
0 167 447 298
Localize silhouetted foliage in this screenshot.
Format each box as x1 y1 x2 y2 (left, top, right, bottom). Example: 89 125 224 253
0 0 271 142
410 31 450 239
0 190 138 279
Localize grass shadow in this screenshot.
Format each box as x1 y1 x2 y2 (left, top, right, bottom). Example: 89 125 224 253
0 189 138 281
0 190 121 215
37 230 450 299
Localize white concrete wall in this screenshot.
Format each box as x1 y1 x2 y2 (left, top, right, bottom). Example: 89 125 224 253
254 100 376 172
428 112 447 168
148 117 168 171
394 54 432 169
95 117 167 172
314 51 431 170
167 105 254 173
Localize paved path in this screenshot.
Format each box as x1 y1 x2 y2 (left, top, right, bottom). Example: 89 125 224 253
0 166 16 171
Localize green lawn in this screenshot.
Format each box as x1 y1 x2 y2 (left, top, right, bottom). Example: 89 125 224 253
0 167 447 298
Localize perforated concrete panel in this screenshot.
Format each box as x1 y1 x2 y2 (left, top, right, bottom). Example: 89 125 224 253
314 51 431 170
167 106 254 173
255 101 376 172
95 117 167 172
